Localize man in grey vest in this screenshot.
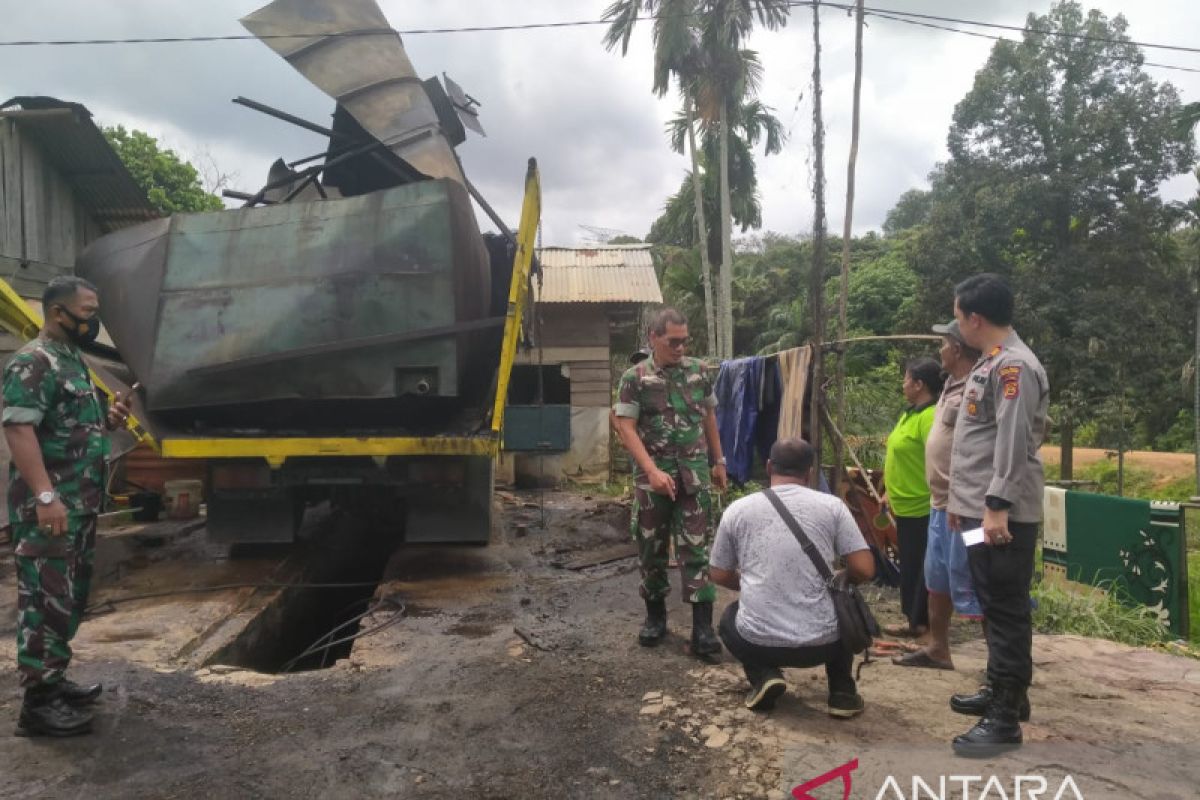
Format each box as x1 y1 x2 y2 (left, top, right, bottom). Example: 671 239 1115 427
946 274 1049 758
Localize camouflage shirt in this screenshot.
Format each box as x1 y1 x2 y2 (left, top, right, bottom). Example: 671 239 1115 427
3 337 110 523
614 355 717 494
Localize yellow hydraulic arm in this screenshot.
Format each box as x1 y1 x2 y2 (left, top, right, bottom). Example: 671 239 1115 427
0 275 157 450
490 157 541 440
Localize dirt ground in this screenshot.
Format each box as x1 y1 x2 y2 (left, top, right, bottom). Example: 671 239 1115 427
1040 446 1195 484
1 490 1198 799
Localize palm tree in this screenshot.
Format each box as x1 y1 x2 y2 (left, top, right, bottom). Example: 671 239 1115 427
604 0 790 358
698 1 790 357
661 92 786 252
604 0 718 354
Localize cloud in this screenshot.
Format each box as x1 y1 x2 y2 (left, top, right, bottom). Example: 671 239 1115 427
2 0 1196 246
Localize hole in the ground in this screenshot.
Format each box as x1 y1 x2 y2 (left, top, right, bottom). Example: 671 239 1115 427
210 513 402 673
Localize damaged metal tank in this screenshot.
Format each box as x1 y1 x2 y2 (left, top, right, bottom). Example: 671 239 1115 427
76 0 500 437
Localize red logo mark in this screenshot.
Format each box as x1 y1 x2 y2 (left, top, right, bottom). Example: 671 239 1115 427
791 758 859 800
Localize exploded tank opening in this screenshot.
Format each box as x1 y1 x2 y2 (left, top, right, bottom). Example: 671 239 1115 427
209 510 405 673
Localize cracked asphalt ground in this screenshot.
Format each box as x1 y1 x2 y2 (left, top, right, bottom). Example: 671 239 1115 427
1 489 1199 799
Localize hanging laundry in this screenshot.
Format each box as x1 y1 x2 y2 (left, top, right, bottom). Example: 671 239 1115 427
714 357 763 484
754 359 782 468
776 345 812 440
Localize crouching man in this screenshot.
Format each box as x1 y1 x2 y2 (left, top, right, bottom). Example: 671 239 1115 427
709 438 875 715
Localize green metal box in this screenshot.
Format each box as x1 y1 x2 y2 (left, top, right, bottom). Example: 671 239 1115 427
502 405 571 452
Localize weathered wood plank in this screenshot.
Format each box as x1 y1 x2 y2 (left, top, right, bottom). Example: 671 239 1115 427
571 390 613 407
539 305 609 346
19 143 46 264
563 360 612 372
516 346 609 364
566 368 613 384
0 120 23 259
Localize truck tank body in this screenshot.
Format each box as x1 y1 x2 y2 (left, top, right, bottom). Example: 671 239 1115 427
76 178 493 431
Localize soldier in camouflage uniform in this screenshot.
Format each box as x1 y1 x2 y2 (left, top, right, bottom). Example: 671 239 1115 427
613 309 728 656
4 276 132 737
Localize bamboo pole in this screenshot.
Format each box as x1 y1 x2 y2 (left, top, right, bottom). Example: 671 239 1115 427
808 0 827 482
833 0 865 493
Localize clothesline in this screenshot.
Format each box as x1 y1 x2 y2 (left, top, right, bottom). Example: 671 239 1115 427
745 334 940 362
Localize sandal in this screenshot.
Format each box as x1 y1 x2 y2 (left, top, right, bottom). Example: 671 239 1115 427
891 649 954 671
882 623 920 638
869 639 919 658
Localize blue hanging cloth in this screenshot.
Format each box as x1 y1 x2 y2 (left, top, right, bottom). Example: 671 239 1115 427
714 357 764 484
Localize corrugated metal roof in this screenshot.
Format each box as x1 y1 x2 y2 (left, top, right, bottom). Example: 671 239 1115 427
535 246 663 304
0 97 159 232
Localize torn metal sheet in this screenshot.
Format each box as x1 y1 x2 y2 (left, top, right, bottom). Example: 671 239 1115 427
240 0 466 185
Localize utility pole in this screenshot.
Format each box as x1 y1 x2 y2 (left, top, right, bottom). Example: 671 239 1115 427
808 0 827 482
833 0 865 493
1194 259 1200 496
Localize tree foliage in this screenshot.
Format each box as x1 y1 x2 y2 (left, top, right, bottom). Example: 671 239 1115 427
904 2 1196 448
648 2 1200 454
646 97 784 262
103 126 224 215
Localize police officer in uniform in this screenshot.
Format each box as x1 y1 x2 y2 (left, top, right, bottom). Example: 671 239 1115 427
4 277 132 737
946 274 1048 757
613 308 728 656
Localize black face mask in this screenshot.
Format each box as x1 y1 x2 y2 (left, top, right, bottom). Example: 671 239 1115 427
54 306 101 346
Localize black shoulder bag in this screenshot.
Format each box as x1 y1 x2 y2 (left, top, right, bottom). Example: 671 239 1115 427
763 488 880 655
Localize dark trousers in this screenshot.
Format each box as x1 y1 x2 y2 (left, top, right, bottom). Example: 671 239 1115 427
895 514 930 630
717 601 856 695
961 517 1038 689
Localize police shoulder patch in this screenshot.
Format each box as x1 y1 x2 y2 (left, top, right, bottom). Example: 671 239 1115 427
999 364 1021 399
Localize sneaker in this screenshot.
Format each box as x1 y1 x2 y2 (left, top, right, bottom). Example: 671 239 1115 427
745 677 787 711
827 691 865 719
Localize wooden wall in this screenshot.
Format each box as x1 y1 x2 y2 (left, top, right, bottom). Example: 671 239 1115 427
518 304 614 409
0 118 98 297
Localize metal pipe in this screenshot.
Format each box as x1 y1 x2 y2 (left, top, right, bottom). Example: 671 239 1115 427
232 96 346 140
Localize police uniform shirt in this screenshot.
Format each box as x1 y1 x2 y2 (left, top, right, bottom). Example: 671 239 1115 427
948 330 1049 524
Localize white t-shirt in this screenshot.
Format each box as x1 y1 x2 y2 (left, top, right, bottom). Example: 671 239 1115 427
710 484 869 647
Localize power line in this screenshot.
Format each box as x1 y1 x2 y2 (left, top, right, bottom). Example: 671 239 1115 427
0 18 620 47
836 3 1200 56
0 4 1196 75
861 10 1200 75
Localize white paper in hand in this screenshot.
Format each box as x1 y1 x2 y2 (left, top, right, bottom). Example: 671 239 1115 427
961 527 986 547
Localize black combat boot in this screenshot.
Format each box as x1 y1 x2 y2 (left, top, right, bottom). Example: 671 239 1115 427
638 598 668 646
16 685 93 737
58 679 103 707
952 683 1023 758
690 602 721 656
950 684 1030 721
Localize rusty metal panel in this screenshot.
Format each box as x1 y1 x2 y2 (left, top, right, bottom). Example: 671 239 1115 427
534 246 662 304
77 179 490 414
239 0 466 185
536 246 655 269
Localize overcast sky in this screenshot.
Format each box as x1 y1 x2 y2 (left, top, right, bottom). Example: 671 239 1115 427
3 1 1197 245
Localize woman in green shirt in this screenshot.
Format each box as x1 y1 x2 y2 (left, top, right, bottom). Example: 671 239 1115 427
882 358 943 638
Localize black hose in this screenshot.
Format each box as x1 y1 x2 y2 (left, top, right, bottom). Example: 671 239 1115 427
280 598 406 672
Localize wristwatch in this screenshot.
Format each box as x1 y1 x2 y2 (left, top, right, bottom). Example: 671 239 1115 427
36 490 57 506
713 457 727 467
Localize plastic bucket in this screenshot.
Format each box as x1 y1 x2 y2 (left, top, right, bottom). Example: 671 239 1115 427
164 479 203 520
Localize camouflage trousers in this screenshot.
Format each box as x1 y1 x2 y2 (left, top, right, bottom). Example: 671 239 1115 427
631 485 716 604
12 515 97 688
